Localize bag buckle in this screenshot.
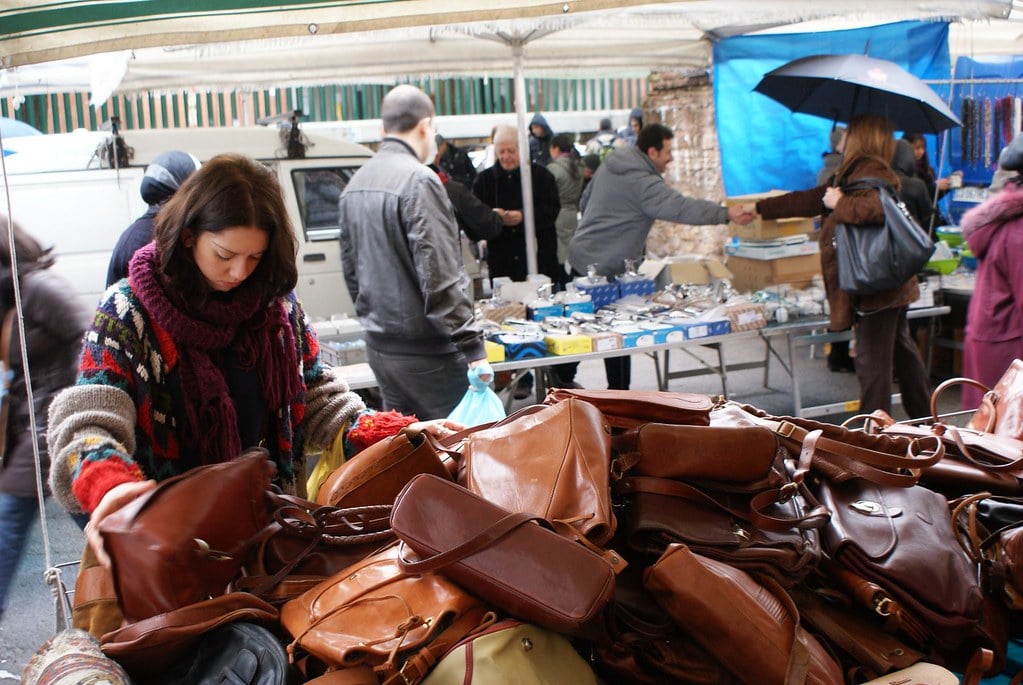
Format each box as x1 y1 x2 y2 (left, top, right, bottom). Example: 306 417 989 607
776 421 797 438
778 482 798 503
399 661 420 685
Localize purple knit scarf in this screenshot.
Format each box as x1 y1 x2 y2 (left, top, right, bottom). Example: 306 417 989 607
128 243 301 462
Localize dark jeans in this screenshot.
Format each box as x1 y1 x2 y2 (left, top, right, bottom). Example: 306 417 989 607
569 267 630 389
0 493 35 614
365 347 469 420
854 306 930 419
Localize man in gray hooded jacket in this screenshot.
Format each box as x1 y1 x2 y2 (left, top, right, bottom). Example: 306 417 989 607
339 85 487 419
569 123 753 387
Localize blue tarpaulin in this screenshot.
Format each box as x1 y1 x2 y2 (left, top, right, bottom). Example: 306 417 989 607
714 21 951 196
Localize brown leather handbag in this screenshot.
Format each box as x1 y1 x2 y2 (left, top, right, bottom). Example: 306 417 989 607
391 473 617 641
817 477 987 655
316 428 454 508
932 359 1023 438
98 448 277 623
614 422 823 586
952 492 1023 610
545 387 712 429
239 494 394 604
279 542 492 685
644 544 843 685
461 398 616 547
711 401 943 487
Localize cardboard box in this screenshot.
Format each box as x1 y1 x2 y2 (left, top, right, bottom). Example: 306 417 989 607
725 191 816 240
641 258 733 288
477 300 526 324
585 330 623 352
678 318 732 340
544 333 593 355
488 333 546 360
484 340 505 363
726 253 821 293
638 321 685 344
611 325 656 348
616 278 658 298
724 302 768 331
574 281 621 310
726 237 819 260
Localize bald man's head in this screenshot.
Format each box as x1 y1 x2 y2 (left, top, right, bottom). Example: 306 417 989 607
381 85 435 134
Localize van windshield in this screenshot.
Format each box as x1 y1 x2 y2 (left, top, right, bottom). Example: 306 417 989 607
292 167 356 241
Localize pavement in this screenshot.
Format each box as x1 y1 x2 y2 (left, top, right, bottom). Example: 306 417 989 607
0 331 961 678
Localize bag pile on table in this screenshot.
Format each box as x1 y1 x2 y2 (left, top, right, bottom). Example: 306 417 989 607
45 373 1023 685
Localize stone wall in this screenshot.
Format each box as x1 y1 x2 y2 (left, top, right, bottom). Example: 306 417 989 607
641 70 729 261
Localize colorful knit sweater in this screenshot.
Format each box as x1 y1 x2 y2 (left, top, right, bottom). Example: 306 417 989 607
47 281 367 514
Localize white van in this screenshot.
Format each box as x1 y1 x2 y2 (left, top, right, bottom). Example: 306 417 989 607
0 118 373 321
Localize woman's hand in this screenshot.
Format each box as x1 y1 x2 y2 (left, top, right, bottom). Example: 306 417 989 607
85 479 157 567
408 419 466 440
823 186 843 210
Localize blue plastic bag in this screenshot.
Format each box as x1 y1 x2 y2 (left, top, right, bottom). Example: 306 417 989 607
447 362 506 426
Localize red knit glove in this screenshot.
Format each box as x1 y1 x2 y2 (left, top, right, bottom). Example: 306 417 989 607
345 410 419 453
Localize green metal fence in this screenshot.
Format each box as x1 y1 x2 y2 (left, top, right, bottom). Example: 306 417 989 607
2 76 645 133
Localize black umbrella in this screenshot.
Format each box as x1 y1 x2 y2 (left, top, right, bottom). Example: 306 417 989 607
754 53 960 133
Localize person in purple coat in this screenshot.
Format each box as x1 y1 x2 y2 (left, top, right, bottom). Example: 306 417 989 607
960 133 1023 409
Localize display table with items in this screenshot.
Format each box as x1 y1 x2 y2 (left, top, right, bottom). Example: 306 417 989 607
323 271 949 418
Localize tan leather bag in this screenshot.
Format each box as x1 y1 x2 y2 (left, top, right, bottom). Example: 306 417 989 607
461 398 615 546
280 542 492 685
545 387 712 429
316 429 454 508
644 544 843 685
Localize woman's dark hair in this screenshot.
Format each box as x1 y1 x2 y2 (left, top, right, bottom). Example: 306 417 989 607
0 214 54 309
636 123 673 154
153 153 298 306
550 133 575 153
0 214 54 272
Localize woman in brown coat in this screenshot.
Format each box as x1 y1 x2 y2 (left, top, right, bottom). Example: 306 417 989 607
753 114 930 419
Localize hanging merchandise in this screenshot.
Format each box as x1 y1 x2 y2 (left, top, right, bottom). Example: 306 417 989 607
984 97 993 169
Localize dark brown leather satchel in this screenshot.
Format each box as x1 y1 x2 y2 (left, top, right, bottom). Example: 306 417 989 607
390 473 617 641
644 544 843 685
316 428 454 508
279 542 492 685
461 398 617 549
952 492 1023 610
545 387 712 429
817 477 987 656
239 494 394 604
790 586 923 681
98 448 277 623
614 423 823 586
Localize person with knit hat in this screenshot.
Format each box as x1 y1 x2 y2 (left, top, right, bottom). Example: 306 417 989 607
105 150 201 287
48 153 462 569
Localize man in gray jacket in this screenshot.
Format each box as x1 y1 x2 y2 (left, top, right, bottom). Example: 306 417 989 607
568 123 753 388
339 85 488 419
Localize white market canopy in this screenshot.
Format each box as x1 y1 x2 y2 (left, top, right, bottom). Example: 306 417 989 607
1 1 1021 101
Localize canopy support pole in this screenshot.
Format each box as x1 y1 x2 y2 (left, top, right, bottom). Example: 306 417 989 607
511 41 538 278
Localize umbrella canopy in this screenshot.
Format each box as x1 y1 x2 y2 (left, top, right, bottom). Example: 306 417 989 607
753 53 961 132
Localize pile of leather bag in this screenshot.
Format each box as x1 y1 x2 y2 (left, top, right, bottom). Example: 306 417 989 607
53 361 1023 685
